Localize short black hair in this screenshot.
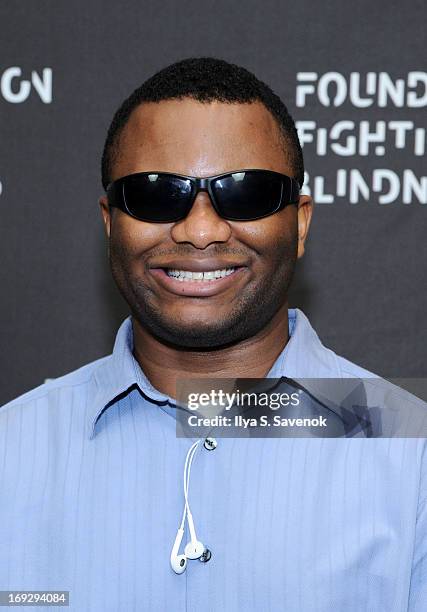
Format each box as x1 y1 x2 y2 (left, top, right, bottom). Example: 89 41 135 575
101 57 304 191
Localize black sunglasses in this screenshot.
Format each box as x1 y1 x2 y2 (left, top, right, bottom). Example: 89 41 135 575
106 169 300 223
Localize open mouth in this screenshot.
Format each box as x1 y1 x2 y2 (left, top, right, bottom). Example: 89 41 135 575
149 266 246 297
164 267 237 282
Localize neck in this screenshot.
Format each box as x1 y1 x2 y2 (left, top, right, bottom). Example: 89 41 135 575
131 303 290 399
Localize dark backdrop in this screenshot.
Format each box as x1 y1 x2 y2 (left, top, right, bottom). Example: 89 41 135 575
1 0 426 405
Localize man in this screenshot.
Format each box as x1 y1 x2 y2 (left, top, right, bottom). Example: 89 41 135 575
0 57 426 611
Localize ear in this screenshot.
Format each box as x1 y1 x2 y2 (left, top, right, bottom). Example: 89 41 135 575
296 194 313 259
99 195 111 239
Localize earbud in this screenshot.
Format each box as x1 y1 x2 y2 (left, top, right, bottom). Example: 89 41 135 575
170 526 187 574
171 439 207 573
184 541 205 560
184 510 205 559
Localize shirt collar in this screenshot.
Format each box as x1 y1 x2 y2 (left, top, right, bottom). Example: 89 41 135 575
88 317 171 438
265 308 340 379
88 308 341 439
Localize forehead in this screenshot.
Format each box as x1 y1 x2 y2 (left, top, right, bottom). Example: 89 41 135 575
112 98 292 179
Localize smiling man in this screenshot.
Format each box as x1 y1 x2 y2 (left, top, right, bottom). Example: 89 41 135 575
0 58 426 612
100 89 311 391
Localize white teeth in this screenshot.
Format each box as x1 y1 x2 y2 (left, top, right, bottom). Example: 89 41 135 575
166 267 236 281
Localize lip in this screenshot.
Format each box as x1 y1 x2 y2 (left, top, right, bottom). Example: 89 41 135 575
148 258 248 272
149 266 247 297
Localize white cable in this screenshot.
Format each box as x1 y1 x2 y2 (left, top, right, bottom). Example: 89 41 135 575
185 441 200 506
183 439 205 559
179 440 201 530
171 439 204 573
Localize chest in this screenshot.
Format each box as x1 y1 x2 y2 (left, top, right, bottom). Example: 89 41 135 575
0 433 419 611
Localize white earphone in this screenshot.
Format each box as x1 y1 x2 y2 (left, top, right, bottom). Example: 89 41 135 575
170 525 187 574
170 440 206 573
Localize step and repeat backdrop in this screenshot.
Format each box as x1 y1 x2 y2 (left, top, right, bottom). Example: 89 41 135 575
0 1 426 404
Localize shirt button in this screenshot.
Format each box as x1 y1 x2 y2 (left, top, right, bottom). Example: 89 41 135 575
204 437 217 451
199 548 212 563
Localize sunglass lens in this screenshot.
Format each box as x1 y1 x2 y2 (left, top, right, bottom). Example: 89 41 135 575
123 174 194 222
211 171 283 220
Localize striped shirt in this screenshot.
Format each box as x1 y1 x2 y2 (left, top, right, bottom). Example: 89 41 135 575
0 308 426 611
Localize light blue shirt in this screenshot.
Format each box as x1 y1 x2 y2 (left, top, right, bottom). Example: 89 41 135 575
1 308 426 611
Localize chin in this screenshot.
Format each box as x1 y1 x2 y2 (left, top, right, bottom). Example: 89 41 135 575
156 321 240 349
133 308 246 349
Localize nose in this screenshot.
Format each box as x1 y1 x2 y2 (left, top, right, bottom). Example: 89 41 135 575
170 191 232 248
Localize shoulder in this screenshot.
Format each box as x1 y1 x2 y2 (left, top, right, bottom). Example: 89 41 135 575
333 352 379 379
319 338 427 436
0 355 110 415
292 308 380 379
316 332 425 411
294 309 427 421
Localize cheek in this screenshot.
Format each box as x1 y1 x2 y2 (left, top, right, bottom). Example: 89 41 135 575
110 213 167 259
233 210 298 262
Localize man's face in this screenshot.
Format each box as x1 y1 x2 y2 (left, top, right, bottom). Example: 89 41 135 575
100 99 312 349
